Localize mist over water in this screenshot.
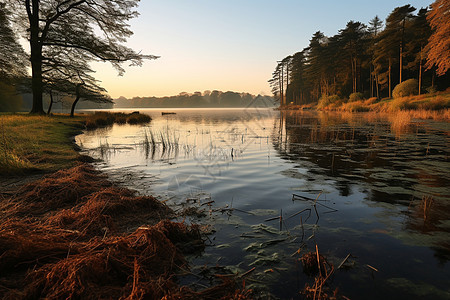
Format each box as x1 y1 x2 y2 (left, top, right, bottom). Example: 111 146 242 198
77 108 450 299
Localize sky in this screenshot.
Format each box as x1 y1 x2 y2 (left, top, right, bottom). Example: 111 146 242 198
92 0 434 98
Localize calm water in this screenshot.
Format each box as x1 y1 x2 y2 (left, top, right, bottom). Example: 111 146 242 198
76 108 450 299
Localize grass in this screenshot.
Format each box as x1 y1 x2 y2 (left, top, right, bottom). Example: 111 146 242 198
0 111 153 175
0 114 85 175
340 92 450 116
281 91 450 120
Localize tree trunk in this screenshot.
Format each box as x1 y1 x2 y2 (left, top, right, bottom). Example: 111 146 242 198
399 44 403 83
29 0 45 114
370 65 373 98
70 84 83 117
375 73 380 99
418 45 423 95
278 72 282 106
351 56 356 93
47 90 54 115
399 18 406 84
388 58 392 98
281 67 284 106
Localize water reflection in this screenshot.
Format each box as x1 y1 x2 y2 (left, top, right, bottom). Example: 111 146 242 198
77 108 450 299
275 110 450 262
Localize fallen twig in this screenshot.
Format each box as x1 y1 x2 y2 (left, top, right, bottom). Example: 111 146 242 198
240 267 256 278
366 264 378 272
337 253 352 269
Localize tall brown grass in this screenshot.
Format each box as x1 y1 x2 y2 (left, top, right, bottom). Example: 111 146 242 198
313 92 450 120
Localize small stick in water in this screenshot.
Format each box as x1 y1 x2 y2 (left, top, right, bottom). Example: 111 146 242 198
338 253 352 269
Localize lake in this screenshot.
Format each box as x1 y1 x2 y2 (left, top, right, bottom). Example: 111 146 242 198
76 108 450 299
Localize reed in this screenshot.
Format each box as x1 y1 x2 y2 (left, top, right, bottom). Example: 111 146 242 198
420 195 433 222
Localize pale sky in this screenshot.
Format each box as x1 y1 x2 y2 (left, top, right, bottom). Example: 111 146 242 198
92 0 434 98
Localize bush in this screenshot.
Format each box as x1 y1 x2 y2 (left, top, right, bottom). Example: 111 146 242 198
85 112 151 129
127 113 151 124
392 79 418 98
349 92 364 102
317 95 341 109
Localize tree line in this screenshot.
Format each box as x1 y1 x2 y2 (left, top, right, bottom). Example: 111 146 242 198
1 0 157 115
270 1 449 106
114 91 274 108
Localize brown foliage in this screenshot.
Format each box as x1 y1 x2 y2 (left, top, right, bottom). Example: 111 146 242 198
425 0 450 75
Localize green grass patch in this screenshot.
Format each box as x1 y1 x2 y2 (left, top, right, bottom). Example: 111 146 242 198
0 114 85 175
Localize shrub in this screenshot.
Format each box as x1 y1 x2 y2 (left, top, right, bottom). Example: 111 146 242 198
349 92 364 102
392 79 418 98
85 112 151 129
342 101 370 112
317 95 341 109
127 113 151 124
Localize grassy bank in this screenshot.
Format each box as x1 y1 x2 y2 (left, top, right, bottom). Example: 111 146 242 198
0 114 86 175
281 91 450 120
0 112 153 175
0 113 251 298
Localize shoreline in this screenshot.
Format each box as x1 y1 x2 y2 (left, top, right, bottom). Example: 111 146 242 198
0 115 252 299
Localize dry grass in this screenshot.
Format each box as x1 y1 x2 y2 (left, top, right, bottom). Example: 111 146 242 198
311 92 450 121
388 111 413 137
299 246 338 300
0 164 252 299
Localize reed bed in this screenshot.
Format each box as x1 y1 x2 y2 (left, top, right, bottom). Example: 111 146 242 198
142 128 180 160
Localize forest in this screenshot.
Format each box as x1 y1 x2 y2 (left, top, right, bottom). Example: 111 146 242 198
114 91 275 108
270 2 449 106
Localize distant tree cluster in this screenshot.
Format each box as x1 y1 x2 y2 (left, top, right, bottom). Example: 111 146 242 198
114 91 275 108
270 2 450 105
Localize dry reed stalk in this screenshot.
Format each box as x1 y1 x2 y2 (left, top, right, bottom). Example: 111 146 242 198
421 195 433 222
